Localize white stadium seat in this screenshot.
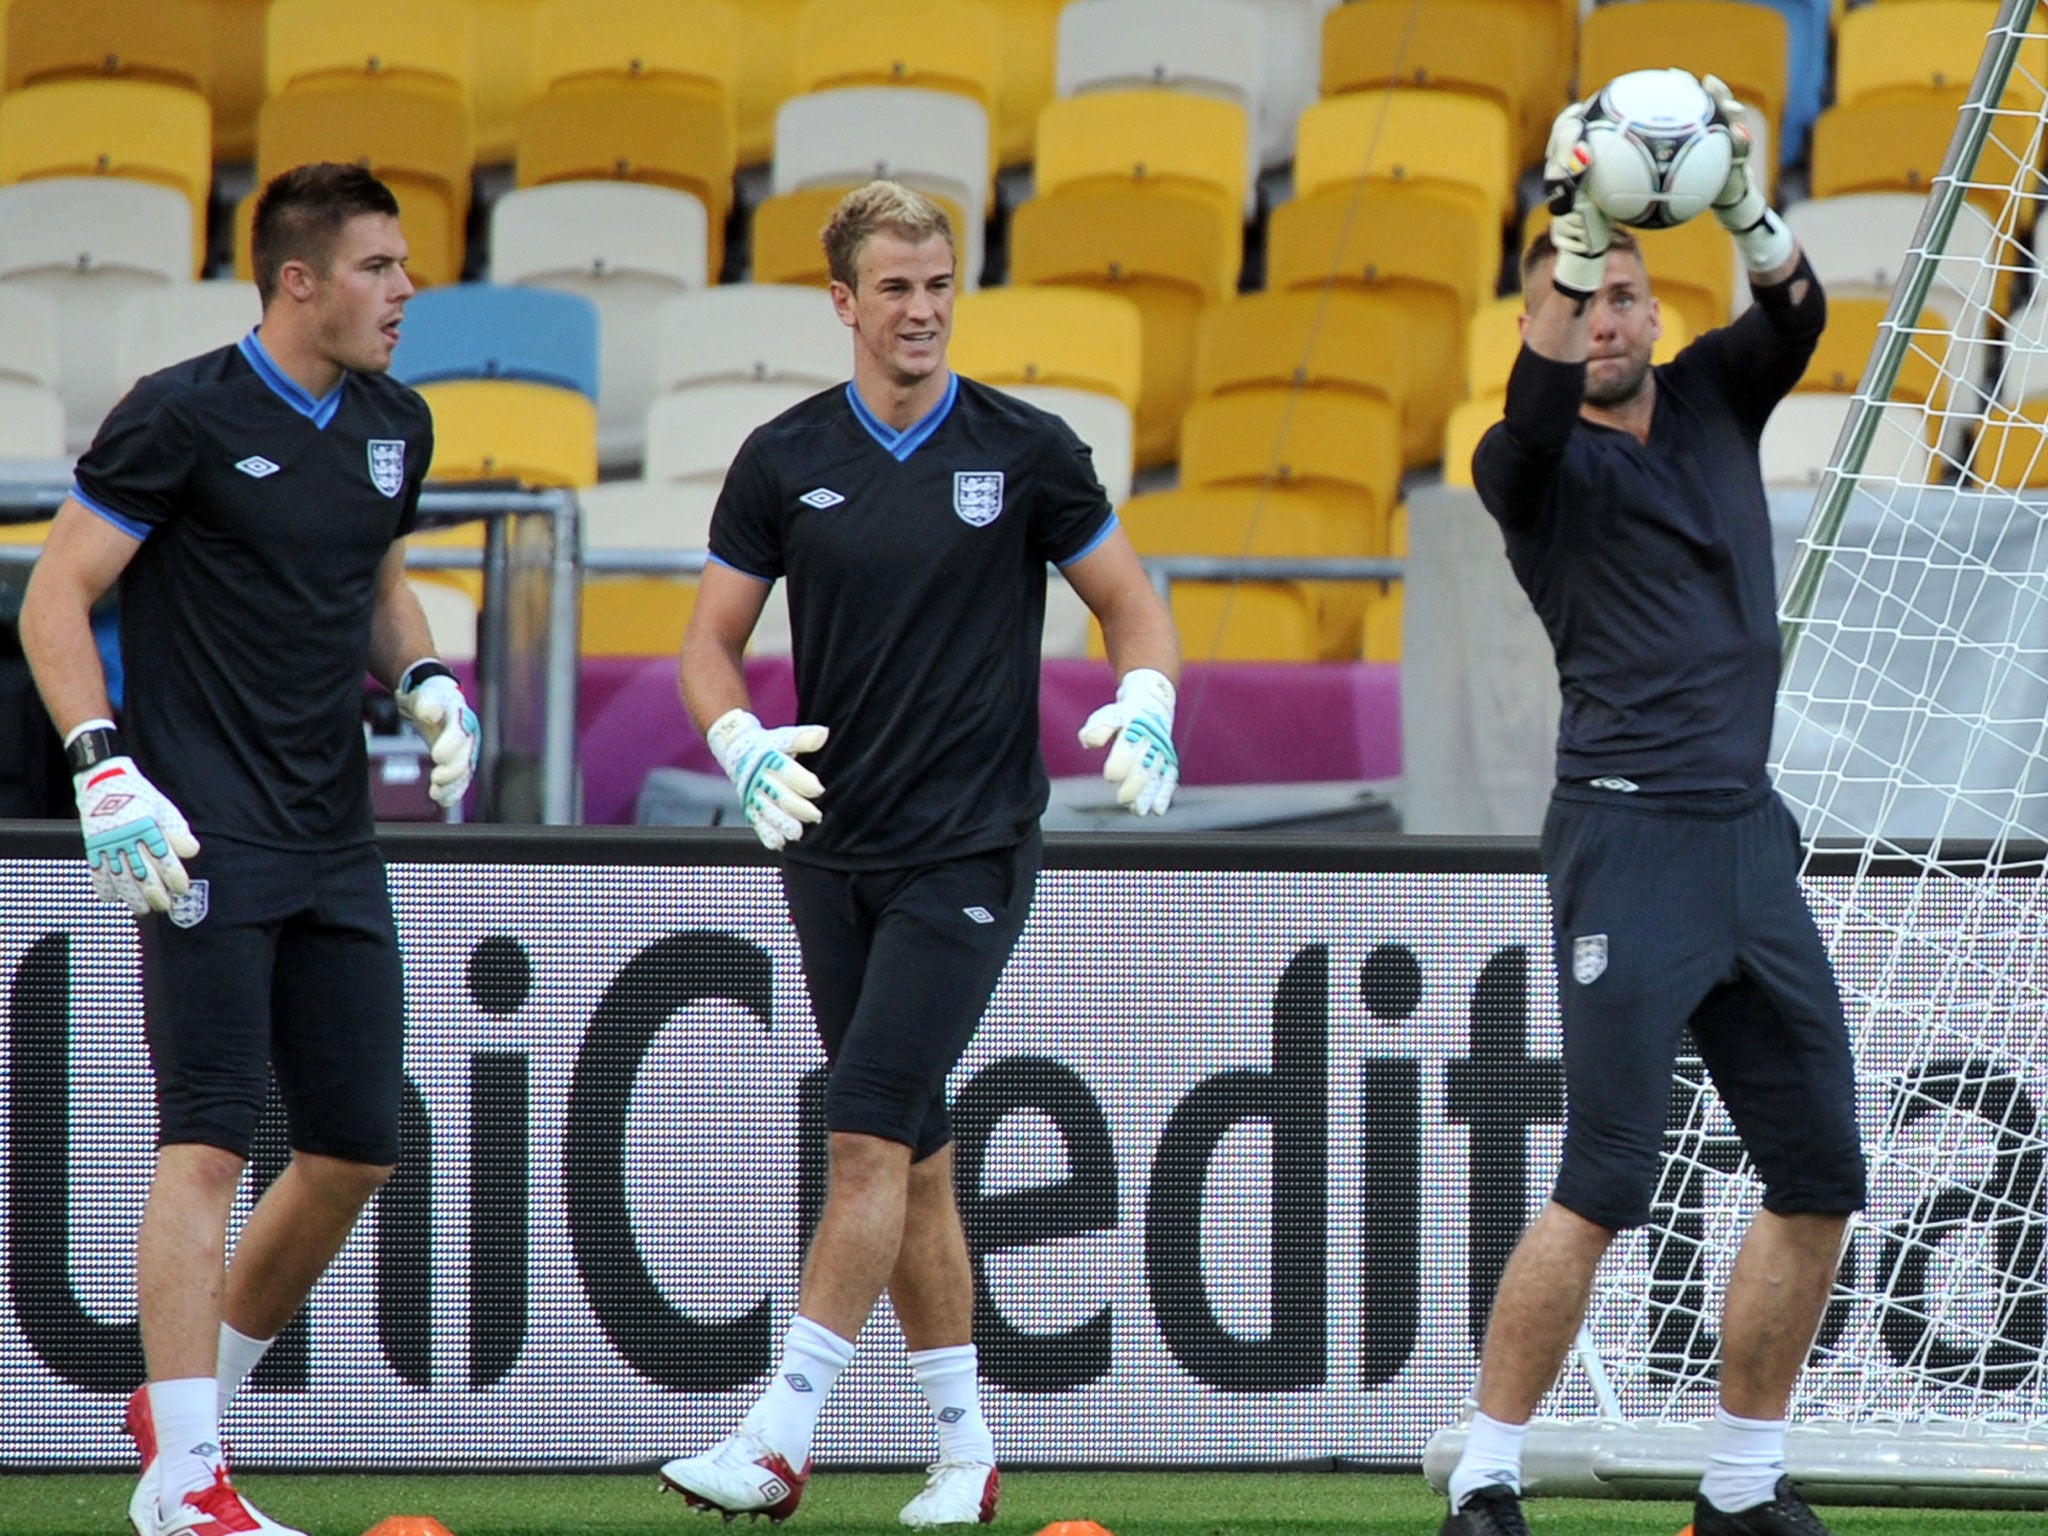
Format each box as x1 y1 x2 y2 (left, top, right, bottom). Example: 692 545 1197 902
115 281 261 395
999 382 1136 507
642 379 822 486
652 284 847 396
1759 391 1933 490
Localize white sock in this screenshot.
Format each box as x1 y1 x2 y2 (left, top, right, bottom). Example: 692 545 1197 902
217 1323 275 1418
1447 1410 1526 1511
739 1315 857 1469
1699 1406 1786 1513
908 1344 995 1466
147 1377 224 1506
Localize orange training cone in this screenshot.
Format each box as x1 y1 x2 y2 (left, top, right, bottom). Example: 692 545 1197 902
1037 1524 1113 1536
1674 1525 1694 1536
362 1519 457 1536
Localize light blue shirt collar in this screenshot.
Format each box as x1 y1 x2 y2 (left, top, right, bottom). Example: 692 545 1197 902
238 329 343 429
846 373 957 462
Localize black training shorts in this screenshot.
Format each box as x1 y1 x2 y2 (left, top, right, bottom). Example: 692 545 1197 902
780 831 1041 1161
1542 781 1866 1231
137 835 405 1164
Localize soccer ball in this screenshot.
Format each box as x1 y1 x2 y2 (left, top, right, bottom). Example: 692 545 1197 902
1579 68 1734 230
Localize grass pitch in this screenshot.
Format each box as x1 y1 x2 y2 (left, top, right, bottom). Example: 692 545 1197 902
0 1471 2027 1535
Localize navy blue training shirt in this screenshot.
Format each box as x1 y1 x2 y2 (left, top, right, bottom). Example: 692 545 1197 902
1471 259 1826 792
72 332 433 848
708 373 1116 869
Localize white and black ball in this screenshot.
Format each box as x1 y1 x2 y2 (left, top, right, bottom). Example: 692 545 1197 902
1580 68 1734 230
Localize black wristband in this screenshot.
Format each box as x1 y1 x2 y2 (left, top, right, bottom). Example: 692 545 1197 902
398 658 456 694
65 726 123 775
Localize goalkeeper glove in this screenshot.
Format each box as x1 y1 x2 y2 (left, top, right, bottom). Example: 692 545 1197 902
707 707 828 850
1078 667 1178 816
1542 102 1611 305
69 726 200 916
396 659 480 809
1702 74 1794 274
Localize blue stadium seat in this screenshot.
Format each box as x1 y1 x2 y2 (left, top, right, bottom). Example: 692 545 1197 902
389 284 600 401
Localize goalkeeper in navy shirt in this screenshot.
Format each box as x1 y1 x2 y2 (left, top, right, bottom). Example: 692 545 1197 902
20 163 476 1536
1438 83 1865 1536
658 181 1180 1528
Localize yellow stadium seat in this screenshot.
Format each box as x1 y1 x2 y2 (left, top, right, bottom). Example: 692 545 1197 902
1440 395 1500 488
1833 1 2028 108
1033 90 1251 232
1321 0 1547 169
950 287 1143 410
6 0 213 94
1971 403 2048 490
473 0 540 163
530 0 739 103
421 379 599 487
1179 389 1402 553
206 0 268 159
1811 97 2035 230
266 0 475 103
1294 89 1517 240
1114 484 1369 661
736 0 803 164
991 0 1064 167
1009 186 1242 468
1578 0 1786 150
794 0 1003 163
1266 184 1492 469
749 183 969 288
1794 296 1948 406
0 79 211 277
1193 289 1409 419
253 81 473 287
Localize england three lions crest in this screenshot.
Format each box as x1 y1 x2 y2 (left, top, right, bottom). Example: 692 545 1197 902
368 440 407 499
953 471 1004 527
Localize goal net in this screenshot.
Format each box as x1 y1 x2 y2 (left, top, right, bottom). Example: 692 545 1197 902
1432 0 2048 1507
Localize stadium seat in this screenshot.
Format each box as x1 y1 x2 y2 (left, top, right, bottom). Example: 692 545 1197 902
1832 0 2020 107
643 381 820 486
1968 401 2048 491
576 477 722 656
266 0 475 102
736 0 803 164
792 0 1003 167
1439 395 1497 489
766 86 991 286
1009 185 1243 468
0 178 192 452
518 0 740 279
490 181 711 470
1033 89 1251 232
419 379 598 487
114 280 260 394
1577 0 1786 153
406 575 479 662
1789 193 2002 337
950 287 1144 412
1809 94 2029 230
750 184 974 289
0 79 211 277
391 285 600 401
1758 392 1934 490
473 0 540 162
5 0 213 94
996 384 1137 507
1320 0 1545 170
651 284 847 397
1179 387 1402 554
1794 296 1948 407
1111 483 1360 660
1193 289 1409 419
252 81 473 288
1055 0 1268 217
1233 0 1325 169
1294 89 1517 240
0 285 65 459
990 0 1066 166
0 379 67 460
1265 185 1491 468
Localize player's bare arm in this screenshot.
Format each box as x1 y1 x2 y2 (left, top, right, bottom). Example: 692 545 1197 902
677 559 771 735
366 542 437 691
19 495 140 734
1062 524 1179 683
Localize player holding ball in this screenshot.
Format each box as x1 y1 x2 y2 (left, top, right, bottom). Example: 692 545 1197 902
1434 72 1865 1536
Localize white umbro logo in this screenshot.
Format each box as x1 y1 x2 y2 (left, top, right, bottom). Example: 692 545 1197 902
963 906 994 925
799 487 845 509
235 456 281 478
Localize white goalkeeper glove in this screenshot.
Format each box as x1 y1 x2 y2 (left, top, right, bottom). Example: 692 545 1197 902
1078 667 1178 816
69 724 200 916
1542 101 1611 305
395 659 480 808
707 707 828 850
1703 74 1794 274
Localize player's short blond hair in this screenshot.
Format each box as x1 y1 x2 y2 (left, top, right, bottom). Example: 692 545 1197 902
821 180 956 290
1521 225 1643 308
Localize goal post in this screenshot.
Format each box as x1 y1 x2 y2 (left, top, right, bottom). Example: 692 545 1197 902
1429 0 2048 1507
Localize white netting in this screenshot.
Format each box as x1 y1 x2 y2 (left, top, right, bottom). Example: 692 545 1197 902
1579 3 2048 1443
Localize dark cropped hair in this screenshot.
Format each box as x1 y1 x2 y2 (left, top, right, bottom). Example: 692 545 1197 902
250 162 402 306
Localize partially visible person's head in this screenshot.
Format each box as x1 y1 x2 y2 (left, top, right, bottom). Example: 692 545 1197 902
821 180 956 291
251 162 402 307
1522 226 1660 409
251 162 414 377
